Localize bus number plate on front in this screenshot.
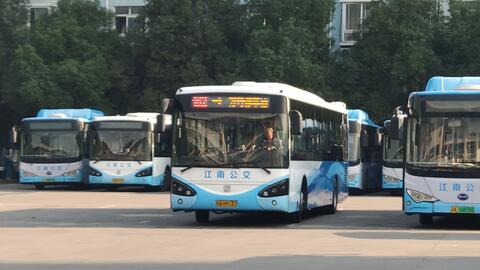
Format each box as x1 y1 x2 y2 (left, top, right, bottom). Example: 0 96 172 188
215 200 237 208
451 206 475 214
112 178 124 183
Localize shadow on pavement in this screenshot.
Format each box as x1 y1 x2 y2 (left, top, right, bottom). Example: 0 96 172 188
2 256 480 270
0 183 167 193
1 206 474 230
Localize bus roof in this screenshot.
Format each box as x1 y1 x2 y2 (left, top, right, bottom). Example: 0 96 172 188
36 109 104 120
93 113 172 127
176 82 347 114
22 108 104 122
93 113 159 124
409 77 480 100
425 76 480 92
348 109 381 128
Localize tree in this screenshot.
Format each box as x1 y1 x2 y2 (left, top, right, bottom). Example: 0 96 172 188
0 0 29 139
244 0 335 98
435 0 480 76
2 0 122 117
129 0 246 111
329 0 442 120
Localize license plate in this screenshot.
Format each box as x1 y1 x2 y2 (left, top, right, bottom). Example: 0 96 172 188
215 200 237 208
43 178 55 182
112 178 124 183
451 206 475 214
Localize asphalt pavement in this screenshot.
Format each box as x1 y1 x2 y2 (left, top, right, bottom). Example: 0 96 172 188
1 183 480 270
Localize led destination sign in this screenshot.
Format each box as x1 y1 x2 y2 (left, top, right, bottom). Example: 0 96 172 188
191 96 270 109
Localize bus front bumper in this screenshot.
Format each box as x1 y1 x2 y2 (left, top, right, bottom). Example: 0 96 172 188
171 177 291 213
404 193 480 215
89 173 165 187
20 175 82 184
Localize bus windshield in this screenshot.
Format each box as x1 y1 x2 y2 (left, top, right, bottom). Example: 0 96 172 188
90 129 152 161
383 134 403 164
407 116 480 168
21 130 81 162
173 112 288 168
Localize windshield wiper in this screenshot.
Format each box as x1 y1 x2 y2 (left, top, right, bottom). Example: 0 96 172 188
179 162 272 174
181 166 193 172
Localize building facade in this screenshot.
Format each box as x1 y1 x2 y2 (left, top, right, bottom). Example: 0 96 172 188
330 0 450 51
30 0 146 34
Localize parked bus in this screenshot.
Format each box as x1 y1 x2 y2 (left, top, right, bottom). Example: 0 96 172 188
382 108 406 194
347 109 383 192
16 109 104 190
162 82 349 223
88 113 172 191
391 76 480 225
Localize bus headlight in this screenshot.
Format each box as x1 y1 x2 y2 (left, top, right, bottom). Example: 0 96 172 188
89 167 102 176
135 167 152 177
62 169 80 176
384 174 401 183
172 179 196 196
406 189 439 203
21 170 37 177
258 179 289 197
348 174 358 181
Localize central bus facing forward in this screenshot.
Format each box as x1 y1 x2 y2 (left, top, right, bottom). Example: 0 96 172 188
165 82 349 223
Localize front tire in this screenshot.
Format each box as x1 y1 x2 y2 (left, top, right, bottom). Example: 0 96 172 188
288 185 307 223
195 210 210 223
161 168 171 192
419 214 434 226
325 181 338 214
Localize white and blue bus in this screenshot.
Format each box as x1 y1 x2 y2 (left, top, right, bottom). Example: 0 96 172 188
394 77 480 225
17 109 104 190
347 109 383 192
163 82 349 223
88 113 171 191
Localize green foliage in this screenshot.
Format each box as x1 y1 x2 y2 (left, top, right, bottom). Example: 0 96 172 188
2 0 121 118
129 0 246 111
244 0 335 97
436 0 480 75
0 0 29 139
4 0 480 130
329 0 442 120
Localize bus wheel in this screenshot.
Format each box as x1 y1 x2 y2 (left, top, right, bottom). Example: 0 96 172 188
419 214 433 226
161 168 171 192
34 184 45 190
325 181 338 214
195 210 209 223
288 185 307 223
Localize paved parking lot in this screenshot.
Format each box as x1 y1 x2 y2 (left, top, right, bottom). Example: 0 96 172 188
1 183 480 270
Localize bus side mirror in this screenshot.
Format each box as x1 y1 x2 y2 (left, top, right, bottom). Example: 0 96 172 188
290 110 303 135
361 131 369 148
374 131 382 147
9 126 20 146
384 121 391 136
156 114 172 134
390 116 404 140
161 98 175 114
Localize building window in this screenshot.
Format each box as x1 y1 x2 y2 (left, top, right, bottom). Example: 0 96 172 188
341 2 369 44
115 6 143 35
30 8 48 25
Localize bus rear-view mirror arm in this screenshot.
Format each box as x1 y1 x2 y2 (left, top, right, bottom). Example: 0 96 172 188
290 110 303 135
